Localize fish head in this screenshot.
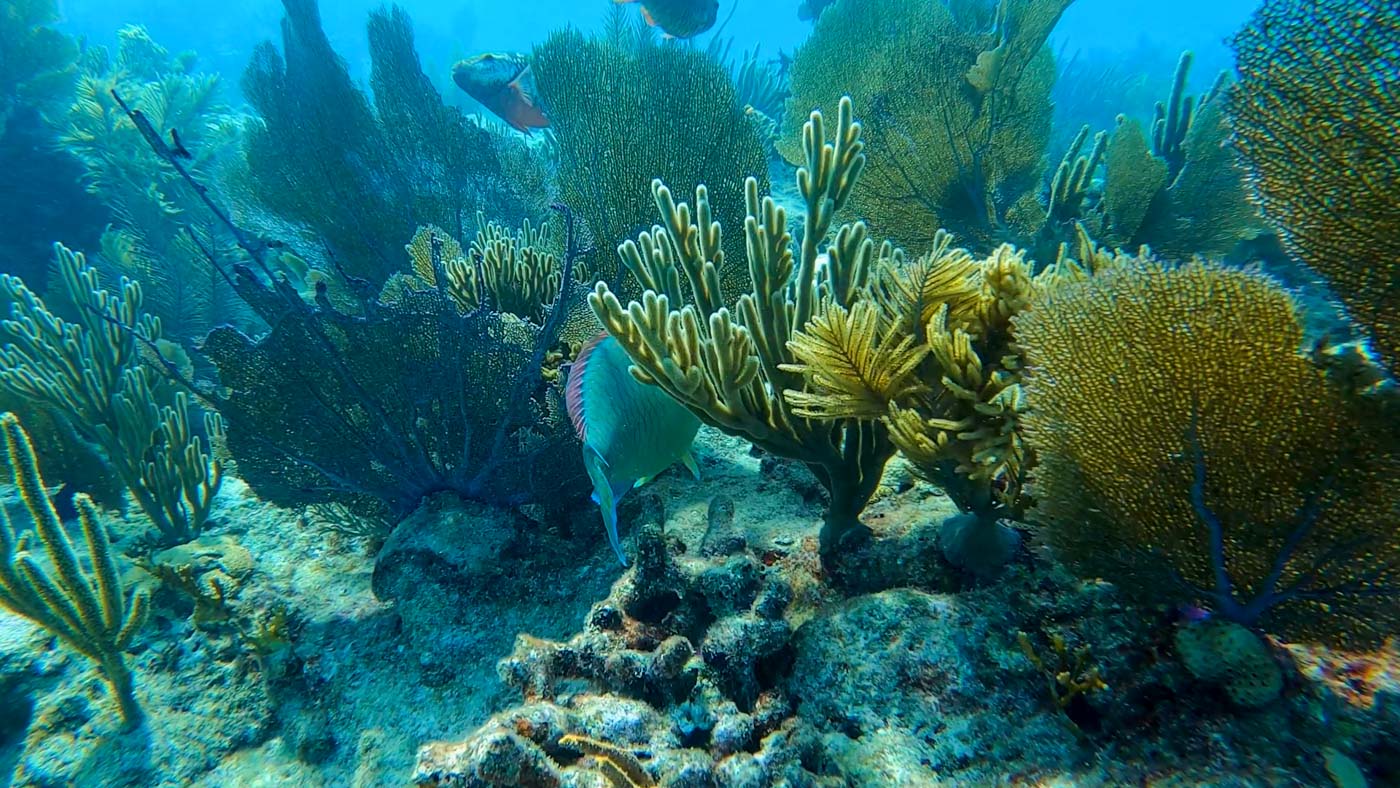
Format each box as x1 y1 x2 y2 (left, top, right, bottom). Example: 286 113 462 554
452 52 528 100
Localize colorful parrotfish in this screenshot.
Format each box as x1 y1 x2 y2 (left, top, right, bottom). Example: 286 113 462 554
566 333 701 565
614 0 719 40
452 53 549 133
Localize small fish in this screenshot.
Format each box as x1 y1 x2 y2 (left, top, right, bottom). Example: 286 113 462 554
614 0 719 40
452 53 549 133
168 129 193 159
797 0 836 22
566 333 701 565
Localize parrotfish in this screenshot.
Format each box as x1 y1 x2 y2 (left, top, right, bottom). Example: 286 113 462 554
452 53 549 133
566 333 701 566
614 0 719 40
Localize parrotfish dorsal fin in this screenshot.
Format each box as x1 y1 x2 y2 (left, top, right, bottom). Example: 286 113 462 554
565 331 610 443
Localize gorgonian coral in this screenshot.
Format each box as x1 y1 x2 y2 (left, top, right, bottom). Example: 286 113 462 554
591 98 894 563
532 26 767 301
1229 0 1400 376
1018 260 1400 648
781 0 1070 253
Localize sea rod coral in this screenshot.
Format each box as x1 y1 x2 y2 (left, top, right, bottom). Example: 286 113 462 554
591 97 896 563
0 413 149 727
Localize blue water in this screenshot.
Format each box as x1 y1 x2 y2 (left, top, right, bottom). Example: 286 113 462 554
53 0 1256 93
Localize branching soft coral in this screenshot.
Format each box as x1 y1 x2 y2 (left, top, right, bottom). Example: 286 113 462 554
590 97 894 563
0 413 149 728
784 232 1061 573
236 1 517 288
57 26 248 341
533 26 767 302
1018 260 1400 648
0 244 223 545
1094 51 1259 260
0 0 77 135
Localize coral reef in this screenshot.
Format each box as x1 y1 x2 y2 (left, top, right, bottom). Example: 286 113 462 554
0 243 224 544
0 1 95 282
1092 51 1259 260
781 0 1069 252
413 516 820 787
406 214 587 326
235 0 524 288
783 228 1107 574
1175 619 1282 708
531 26 767 300
1017 259 1400 648
202 212 591 521
0 413 148 727
57 26 250 341
590 98 894 564
0 0 76 137
1229 0 1400 377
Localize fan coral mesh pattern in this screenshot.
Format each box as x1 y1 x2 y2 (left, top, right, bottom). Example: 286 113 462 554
532 27 767 301
781 0 1068 252
1018 260 1400 648
1229 0 1400 374
203 280 588 518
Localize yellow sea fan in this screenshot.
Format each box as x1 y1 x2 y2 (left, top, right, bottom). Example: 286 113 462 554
872 230 981 336
782 300 928 420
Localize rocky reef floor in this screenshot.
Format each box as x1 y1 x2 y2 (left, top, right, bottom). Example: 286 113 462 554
1 428 1396 786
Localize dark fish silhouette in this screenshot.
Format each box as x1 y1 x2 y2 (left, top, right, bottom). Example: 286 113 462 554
615 0 719 40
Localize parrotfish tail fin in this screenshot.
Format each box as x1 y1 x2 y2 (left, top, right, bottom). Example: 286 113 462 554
584 447 630 567
566 332 610 442
681 451 701 480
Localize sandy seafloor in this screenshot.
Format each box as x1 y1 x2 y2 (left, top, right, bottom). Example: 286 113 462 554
1 427 1396 787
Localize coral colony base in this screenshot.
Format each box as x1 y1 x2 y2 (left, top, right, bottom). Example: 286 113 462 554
0 0 1397 785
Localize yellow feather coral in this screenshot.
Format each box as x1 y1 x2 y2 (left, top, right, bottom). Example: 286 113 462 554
782 300 928 420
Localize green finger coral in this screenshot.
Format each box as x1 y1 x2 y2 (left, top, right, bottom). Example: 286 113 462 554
590 97 895 563
1017 259 1400 649
0 243 223 545
0 412 149 727
532 27 767 302
781 0 1069 253
1229 0 1400 378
